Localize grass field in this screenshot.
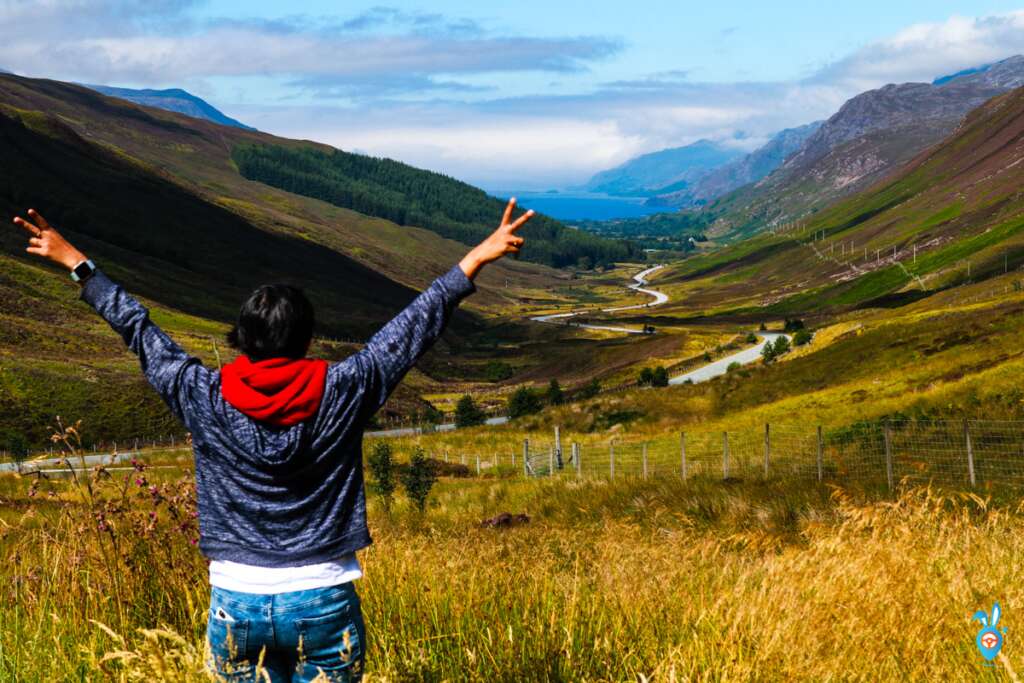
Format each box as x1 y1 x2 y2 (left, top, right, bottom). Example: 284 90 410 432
2 446 1021 681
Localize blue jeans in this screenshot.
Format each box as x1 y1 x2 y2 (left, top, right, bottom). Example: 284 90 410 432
206 583 365 682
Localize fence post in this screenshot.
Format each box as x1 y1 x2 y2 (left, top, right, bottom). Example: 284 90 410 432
444 449 449 463
574 443 581 477
680 432 687 480
523 439 530 476
884 422 894 493
549 446 554 477
816 426 824 483
964 419 976 488
722 432 730 480
610 442 615 480
763 424 770 479
642 443 648 480
462 454 467 468
476 455 481 476
555 426 563 469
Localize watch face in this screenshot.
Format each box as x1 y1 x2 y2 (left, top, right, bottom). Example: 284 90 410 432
73 261 94 280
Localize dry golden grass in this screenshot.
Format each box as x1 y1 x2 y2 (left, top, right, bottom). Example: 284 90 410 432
3 446 1023 682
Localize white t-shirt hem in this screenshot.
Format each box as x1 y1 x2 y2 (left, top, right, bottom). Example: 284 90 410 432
209 552 362 595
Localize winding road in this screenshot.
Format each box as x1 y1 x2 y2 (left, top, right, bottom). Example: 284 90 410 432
530 263 789 386
2 267 789 465
529 265 666 334
669 332 787 385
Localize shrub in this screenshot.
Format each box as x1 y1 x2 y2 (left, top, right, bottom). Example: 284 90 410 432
759 321 767 331
578 378 601 400
401 446 437 513
638 367 654 386
367 442 396 514
745 332 758 344
703 351 713 362
484 361 514 382
727 361 741 373
508 386 543 419
546 379 565 406
761 341 777 364
420 403 444 426
784 318 805 332
773 336 791 356
793 329 813 346
454 394 486 428
652 366 669 387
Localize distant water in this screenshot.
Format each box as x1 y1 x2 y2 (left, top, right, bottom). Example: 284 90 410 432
489 191 667 221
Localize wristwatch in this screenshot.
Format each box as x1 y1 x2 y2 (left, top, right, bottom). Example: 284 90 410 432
70 259 97 283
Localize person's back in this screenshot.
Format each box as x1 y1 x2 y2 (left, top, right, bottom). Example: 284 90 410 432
10 200 533 682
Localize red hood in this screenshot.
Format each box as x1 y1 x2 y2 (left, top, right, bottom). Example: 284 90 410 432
220 356 328 427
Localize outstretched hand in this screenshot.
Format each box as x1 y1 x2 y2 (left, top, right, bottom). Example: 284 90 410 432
12 209 87 271
459 198 534 280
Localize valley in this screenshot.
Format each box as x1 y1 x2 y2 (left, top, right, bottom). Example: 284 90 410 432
6 11 1024 680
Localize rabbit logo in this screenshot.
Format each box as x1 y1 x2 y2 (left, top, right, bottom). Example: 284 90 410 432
973 602 1006 663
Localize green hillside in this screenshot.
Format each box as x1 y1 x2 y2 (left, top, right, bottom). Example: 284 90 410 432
0 73 580 449
232 143 639 268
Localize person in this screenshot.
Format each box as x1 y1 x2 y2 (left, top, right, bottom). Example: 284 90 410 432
11 200 533 682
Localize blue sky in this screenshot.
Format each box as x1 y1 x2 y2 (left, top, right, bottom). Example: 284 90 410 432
3 1 1024 188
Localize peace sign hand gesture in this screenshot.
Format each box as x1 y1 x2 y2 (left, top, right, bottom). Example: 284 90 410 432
11 209 88 271
459 198 534 280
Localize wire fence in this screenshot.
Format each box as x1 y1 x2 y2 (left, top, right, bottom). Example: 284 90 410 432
427 419 1024 491
0 433 190 464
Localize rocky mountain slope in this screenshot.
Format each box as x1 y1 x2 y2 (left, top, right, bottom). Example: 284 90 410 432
580 139 743 197
652 122 822 207
707 55 1024 238
655 80 1024 315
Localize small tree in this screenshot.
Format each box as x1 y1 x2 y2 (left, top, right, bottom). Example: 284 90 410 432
367 441 396 514
773 336 791 356
546 379 565 406
638 367 654 386
793 329 813 346
652 366 669 387
484 361 514 382
703 350 713 362
745 332 758 344
761 341 777 364
421 403 444 426
578 378 601 400
402 446 437 514
454 394 486 428
759 321 767 332
508 386 543 419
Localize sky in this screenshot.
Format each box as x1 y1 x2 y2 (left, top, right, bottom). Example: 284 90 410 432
3 1 1024 189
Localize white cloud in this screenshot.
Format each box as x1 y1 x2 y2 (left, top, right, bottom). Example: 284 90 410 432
2 3 1023 188
811 11 1024 90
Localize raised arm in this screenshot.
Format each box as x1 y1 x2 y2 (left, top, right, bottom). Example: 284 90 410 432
11 209 208 424
346 198 534 416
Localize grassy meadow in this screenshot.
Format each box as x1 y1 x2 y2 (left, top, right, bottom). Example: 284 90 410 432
3 442 1023 681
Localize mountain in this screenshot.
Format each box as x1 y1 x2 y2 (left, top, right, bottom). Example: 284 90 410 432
0 72 580 446
580 139 744 197
658 80 1024 315
706 55 1024 238
652 122 822 207
85 85 255 130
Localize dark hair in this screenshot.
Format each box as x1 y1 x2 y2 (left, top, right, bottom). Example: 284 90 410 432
227 284 315 360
